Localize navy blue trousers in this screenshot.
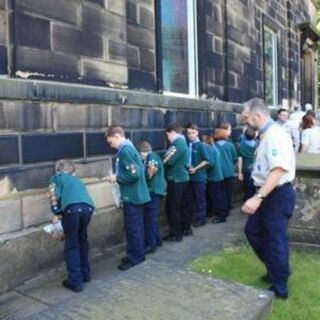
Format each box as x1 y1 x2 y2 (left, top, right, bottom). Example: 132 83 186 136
182 181 207 224
123 202 145 265
245 183 296 295
62 203 93 289
166 181 187 237
224 177 234 214
207 180 228 220
243 171 255 201
144 192 162 250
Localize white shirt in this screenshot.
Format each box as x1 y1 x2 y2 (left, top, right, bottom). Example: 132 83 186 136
301 127 320 154
289 111 305 128
252 124 296 187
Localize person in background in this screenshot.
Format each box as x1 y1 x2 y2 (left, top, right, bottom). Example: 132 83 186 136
137 141 166 254
213 126 237 215
289 105 305 152
105 125 150 271
205 135 228 223
183 123 210 228
300 114 320 154
237 127 257 201
163 122 189 241
48 159 95 292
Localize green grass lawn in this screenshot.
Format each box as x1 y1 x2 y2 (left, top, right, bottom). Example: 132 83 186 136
191 244 320 319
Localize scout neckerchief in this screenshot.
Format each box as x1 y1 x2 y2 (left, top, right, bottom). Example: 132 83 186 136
164 134 185 160
115 139 134 175
188 138 200 167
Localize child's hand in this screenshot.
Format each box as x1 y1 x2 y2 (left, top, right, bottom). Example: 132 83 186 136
189 167 196 174
107 174 117 183
52 216 60 224
238 173 244 181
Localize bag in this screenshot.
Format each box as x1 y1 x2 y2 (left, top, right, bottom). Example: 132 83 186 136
111 183 122 208
43 221 65 241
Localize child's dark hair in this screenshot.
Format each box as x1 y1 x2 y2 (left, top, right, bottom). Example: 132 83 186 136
244 127 256 141
185 122 199 131
166 122 184 134
220 122 231 130
137 141 152 152
105 125 125 138
277 108 288 115
213 128 229 141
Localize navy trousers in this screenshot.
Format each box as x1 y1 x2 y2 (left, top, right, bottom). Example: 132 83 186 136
243 171 256 201
224 177 234 214
144 192 162 250
245 183 296 295
166 181 187 237
62 203 93 289
123 202 145 265
182 181 207 224
207 180 228 220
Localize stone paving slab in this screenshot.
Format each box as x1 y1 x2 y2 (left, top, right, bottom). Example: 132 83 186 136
0 212 273 320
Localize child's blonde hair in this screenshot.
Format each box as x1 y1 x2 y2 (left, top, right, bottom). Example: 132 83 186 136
55 159 76 174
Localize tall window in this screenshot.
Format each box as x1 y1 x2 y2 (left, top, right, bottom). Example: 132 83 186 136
159 0 198 96
263 25 278 107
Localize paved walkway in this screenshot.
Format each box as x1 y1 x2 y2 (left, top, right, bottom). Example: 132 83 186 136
0 211 273 320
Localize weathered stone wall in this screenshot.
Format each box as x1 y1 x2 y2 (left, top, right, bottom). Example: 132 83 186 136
13 0 127 85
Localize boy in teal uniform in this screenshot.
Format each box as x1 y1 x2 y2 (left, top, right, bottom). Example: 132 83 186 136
163 122 189 241
237 127 257 200
214 126 237 215
137 141 166 254
183 123 209 227
205 136 229 223
48 159 95 292
105 125 150 271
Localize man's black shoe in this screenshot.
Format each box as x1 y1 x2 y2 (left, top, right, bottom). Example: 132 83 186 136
211 217 226 224
192 220 206 228
268 286 288 299
62 279 83 292
121 256 129 263
83 275 91 283
260 274 271 284
118 261 135 271
145 247 157 254
182 229 193 236
163 234 183 242
157 239 163 247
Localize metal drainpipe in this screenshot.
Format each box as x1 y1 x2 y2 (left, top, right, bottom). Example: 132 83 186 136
6 0 16 77
222 0 229 101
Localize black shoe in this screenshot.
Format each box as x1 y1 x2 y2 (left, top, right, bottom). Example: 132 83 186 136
268 286 288 299
145 247 157 254
260 274 271 284
118 261 135 271
83 275 91 283
157 240 163 247
121 256 129 263
192 220 206 228
211 217 226 224
182 229 193 236
62 279 83 292
163 234 183 242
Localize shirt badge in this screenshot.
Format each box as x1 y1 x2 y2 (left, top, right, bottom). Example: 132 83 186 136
271 149 277 156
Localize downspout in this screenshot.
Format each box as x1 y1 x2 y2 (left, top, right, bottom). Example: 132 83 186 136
222 0 229 101
6 0 16 76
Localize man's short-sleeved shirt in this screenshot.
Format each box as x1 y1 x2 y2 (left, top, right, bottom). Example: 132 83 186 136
252 124 295 187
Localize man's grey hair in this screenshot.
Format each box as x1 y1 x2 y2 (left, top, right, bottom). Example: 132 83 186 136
55 159 76 174
244 98 270 116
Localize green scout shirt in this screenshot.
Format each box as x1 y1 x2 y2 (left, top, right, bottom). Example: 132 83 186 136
145 152 166 196
49 172 95 215
116 141 150 205
238 138 256 173
189 140 209 182
215 140 237 178
164 136 189 183
206 144 224 182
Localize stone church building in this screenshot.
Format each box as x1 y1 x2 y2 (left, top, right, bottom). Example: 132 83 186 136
0 0 318 292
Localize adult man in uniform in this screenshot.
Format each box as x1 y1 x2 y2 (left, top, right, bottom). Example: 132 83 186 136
241 98 296 299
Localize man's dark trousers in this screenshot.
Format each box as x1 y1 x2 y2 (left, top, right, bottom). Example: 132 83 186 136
245 183 296 296
166 181 187 237
62 203 93 289
123 203 145 265
144 192 162 250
